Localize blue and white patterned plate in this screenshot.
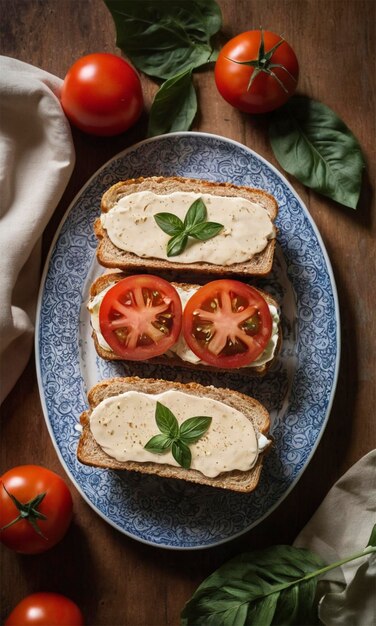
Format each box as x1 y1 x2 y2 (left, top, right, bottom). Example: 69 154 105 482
36 132 340 550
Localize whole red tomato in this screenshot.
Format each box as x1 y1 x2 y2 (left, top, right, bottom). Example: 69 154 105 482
4 593 84 626
215 29 299 114
0 465 73 554
60 52 143 136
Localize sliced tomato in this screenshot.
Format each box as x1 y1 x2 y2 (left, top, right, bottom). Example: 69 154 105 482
182 280 273 369
99 275 182 360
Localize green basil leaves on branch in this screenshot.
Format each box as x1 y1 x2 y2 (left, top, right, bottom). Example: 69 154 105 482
144 401 212 469
269 96 365 209
181 524 376 626
154 198 224 257
104 0 222 136
147 68 197 137
104 0 222 80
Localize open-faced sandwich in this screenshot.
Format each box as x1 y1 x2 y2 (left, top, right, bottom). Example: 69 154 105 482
77 377 271 492
95 176 278 277
87 273 281 375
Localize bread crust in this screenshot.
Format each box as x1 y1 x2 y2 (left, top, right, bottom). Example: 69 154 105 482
88 272 282 377
77 377 271 492
95 176 278 277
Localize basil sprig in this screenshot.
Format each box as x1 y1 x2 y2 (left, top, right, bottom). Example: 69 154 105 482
269 96 365 209
154 198 224 257
144 401 212 469
181 525 376 626
104 0 222 136
147 68 197 136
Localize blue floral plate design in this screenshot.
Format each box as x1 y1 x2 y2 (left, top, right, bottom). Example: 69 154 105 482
36 132 340 550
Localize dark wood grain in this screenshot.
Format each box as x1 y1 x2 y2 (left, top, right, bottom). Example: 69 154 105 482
1 1 375 624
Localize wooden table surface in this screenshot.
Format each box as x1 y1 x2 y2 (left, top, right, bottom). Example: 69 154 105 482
1 1 375 624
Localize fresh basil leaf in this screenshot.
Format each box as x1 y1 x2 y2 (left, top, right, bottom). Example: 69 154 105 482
179 416 212 444
184 198 207 230
172 440 191 469
181 545 326 626
148 69 197 137
154 212 184 236
104 0 222 80
189 221 224 241
144 433 172 453
269 96 365 209
194 0 222 38
155 401 179 437
154 198 224 255
167 232 188 257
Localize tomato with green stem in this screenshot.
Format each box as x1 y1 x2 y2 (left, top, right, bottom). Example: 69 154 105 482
0 465 73 554
215 29 299 114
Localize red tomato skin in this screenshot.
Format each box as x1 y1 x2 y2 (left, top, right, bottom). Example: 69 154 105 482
0 466 73 554
215 30 299 114
61 53 143 136
4 593 84 626
182 279 273 369
99 275 183 360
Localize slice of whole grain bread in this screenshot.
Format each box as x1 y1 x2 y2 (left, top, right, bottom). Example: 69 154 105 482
95 176 278 277
77 376 271 493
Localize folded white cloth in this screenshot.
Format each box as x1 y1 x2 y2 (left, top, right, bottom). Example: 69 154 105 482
0 56 75 403
294 449 376 625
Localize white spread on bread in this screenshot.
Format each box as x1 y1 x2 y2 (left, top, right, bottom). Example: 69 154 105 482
100 191 275 266
89 390 268 477
87 283 280 367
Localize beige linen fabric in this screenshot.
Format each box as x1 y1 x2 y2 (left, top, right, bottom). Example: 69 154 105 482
294 449 376 625
0 56 75 403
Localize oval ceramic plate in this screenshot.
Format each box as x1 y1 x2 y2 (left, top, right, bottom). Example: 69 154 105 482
36 132 340 549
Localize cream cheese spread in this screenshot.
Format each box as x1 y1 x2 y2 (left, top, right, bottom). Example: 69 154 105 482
89 390 269 477
87 283 280 367
100 191 275 266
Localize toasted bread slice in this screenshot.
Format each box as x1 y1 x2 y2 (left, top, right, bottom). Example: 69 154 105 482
88 272 281 376
77 377 271 492
95 176 278 277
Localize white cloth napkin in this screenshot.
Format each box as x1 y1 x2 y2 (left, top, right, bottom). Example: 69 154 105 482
0 56 75 403
294 449 376 625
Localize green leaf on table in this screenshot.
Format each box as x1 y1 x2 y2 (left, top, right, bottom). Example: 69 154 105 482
181 531 376 626
181 545 326 626
147 69 197 137
269 96 365 209
104 0 222 80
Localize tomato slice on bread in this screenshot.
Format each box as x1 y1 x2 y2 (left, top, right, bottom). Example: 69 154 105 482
182 279 273 368
99 275 182 360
